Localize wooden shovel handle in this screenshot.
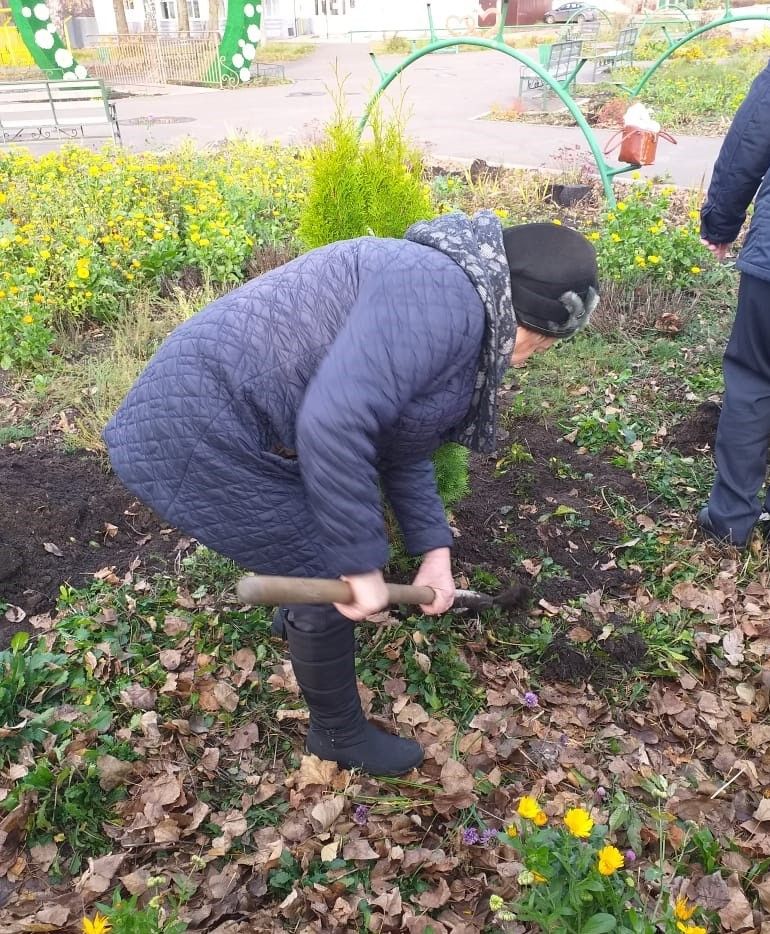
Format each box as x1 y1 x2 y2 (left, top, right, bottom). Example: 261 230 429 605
236 574 436 607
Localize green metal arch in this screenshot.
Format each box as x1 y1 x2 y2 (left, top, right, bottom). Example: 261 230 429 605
630 12 770 98
8 0 263 86
360 29 632 206
9 0 87 80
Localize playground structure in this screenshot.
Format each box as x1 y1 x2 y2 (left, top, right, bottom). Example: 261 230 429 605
359 0 770 205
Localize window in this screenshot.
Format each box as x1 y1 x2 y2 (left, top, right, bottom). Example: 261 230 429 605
187 0 201 17
159 0 176 18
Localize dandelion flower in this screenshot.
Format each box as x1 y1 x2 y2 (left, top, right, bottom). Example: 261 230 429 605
647 255 661 265
533 811 548 827
22 314 34 324
676 925 707 934
505 823 518 838
552 219 562 225
82 914 111 934
597 845 625 876
517 796 541 820
564 807 594 838
674 896 696 921
611 233 622 243
617 202 627 211
690 266 702 275
532 871 547 883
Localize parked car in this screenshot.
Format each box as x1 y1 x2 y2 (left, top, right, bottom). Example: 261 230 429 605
543 3 598 24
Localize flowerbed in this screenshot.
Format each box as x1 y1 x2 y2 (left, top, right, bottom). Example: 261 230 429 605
0 143 305 369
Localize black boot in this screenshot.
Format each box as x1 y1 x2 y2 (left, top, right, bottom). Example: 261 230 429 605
271 606 290 639
285 606 423 777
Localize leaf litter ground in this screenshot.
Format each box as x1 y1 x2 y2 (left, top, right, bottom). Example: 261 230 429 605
3 392 770 933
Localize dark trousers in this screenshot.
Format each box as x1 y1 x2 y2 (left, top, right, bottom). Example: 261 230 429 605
708 273 770 543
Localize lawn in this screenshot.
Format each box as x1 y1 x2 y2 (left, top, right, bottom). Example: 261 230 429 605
0 126 769 934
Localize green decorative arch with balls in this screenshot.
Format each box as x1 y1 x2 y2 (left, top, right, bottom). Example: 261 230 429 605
8 0 263 86
8 0 87 80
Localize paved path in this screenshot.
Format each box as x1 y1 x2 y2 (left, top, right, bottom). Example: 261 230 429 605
73 42 727 187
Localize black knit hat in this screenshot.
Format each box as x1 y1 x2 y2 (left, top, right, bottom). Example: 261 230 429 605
503 223 600 338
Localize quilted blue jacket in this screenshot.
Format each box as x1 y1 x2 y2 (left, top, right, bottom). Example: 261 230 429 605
104 238 485 577
701 59 770 281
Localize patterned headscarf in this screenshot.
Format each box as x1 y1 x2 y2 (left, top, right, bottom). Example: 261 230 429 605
405 210 516 454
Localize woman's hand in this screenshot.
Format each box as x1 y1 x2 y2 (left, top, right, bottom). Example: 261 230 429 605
511 326 557 367
412 547 455 615
335 569 389 622
700 238 731 261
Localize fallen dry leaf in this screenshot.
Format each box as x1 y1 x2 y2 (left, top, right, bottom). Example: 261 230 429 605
320 838 340 863
440 758 474 796
119 683 157 711
97 754 135 792
415 876 452 910
310 796 345 832
342 838 379 861
43 541 64 557
294 755 340 791
76 853 125 900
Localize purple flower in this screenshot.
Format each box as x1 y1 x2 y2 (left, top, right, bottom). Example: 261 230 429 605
625 849 636 863
480 827 498 846
523 692 539 709
594 786 607 801
462 827 480 845
353 805 370 826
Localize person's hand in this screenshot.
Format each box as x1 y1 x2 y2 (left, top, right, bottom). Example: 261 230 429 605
700 238 732 261
511 326 557 367
412 547 455 615
335 569 389 621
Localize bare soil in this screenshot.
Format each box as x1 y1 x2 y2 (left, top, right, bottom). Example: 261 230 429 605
670 400 721 457
0 442 188 641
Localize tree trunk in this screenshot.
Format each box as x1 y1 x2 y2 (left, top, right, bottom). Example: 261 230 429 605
177 0 190 36
112 0 129 34
207 0 219 35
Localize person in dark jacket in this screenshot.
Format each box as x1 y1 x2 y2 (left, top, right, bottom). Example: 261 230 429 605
104 212 599 776
698 61 770 548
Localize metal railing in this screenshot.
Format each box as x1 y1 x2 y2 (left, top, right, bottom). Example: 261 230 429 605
87 32 238 87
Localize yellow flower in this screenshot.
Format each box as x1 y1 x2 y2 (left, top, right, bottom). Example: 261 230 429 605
676 925 706 934
690 266 701 275
631 170 641 179
564 807 594 838
552 219 562 225
22 314 34 324
689 210 700 221
597 845 624 876
32 293 43 303
588 232 600 241
77 267 90 279
532 871 547 883
611 233 621 243
489 894 505 911
494 208 510 220
647 255 661 265
533 811 548 827
82 914 112 934
0 191 6 204
517 796 541 821
617 202 627 211
606 212 616 221
674 897 696 921
505 824 518 838
40 249 51 260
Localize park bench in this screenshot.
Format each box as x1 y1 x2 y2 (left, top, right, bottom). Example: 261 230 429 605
519 39 584 102
591 25 638 76
0 79 121 145
252 62 286 80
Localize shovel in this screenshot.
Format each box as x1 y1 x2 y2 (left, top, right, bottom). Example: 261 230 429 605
236 574 529 614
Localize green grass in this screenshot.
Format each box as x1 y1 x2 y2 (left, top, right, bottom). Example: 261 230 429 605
0 424 34 445
252 42 315 63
